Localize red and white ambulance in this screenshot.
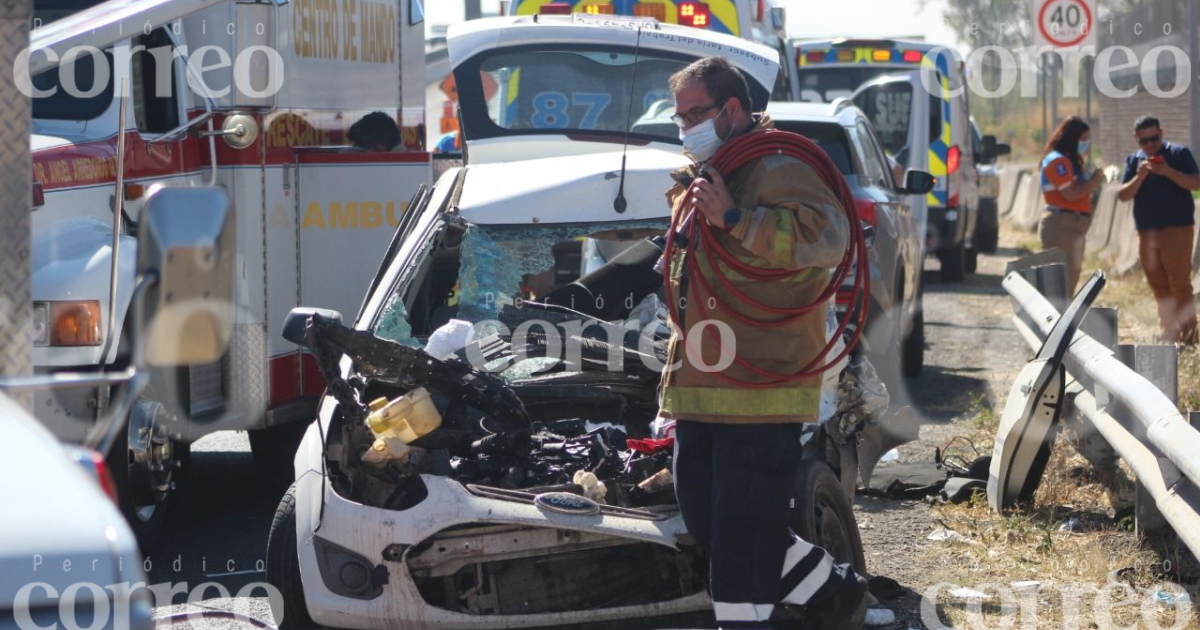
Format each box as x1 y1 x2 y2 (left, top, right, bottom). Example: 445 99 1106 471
28 0 430 540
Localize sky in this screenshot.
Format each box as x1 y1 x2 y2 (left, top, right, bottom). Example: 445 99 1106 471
424 0 961 47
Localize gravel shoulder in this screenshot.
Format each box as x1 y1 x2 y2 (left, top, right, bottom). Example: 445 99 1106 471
854 233 1038 628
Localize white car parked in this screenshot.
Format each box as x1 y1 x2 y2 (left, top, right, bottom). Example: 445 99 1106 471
268 14 915 630
0 396 153 630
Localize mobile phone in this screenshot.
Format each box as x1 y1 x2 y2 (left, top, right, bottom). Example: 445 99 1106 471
1150 155 1165 164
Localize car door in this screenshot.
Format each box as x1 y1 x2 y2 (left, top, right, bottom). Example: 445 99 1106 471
851 70 933 256
857 119 920 316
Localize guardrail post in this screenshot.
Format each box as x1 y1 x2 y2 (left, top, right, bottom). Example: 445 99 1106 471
1115 344 1179 536
1071 307 1119 468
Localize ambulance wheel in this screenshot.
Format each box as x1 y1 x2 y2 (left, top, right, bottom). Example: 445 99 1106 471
939 241 966 282
965 245 979 274
791 459 867 578
108 403 178 551
977 226 999 254
268 485 318 630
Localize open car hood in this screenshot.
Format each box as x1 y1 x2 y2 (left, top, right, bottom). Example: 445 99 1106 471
448 15 780 164
457 147 688 225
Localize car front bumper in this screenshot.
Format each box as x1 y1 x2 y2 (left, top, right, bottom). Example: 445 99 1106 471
292 435 708 629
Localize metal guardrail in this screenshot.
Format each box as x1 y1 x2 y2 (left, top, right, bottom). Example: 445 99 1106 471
1003 263 1200 557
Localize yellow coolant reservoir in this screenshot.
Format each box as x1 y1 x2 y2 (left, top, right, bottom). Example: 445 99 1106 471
364 387 441 443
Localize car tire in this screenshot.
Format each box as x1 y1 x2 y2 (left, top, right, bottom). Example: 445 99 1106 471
965 245 978 274
790 459 867 578
250 422 309 482
901 302 925 378
977 226 999 254
938 241 966 282
267 484 318 630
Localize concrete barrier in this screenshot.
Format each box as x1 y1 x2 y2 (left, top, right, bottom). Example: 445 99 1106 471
1102 195 1139 275
1192 202 1200 295
1011 173 1044 232
1085 183 1120 257
998 165 1029 217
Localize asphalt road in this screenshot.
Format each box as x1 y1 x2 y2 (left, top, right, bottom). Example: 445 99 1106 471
145 431 286 628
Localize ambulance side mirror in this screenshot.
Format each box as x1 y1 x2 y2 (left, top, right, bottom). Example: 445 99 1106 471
199 112 260 150
135 187 235 367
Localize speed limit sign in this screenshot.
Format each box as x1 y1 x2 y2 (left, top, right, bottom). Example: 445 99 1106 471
1034 0 1097 49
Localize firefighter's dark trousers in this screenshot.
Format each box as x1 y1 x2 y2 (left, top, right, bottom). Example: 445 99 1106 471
673 421 861 630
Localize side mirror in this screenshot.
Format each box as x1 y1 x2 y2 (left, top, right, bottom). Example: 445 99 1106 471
769 7 786 31
199 112 260 150
282 307 343 347
981 135 1012 163
136 187 235 367
903 169 936 195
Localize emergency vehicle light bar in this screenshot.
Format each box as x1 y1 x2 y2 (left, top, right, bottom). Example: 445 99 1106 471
633 2 665 20
539 2 571 14
903 50 923 62
584 3 615 14
678 2 711 28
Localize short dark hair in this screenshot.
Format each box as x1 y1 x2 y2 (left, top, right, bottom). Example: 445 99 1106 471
668 56 752 113
1135 115 1161 132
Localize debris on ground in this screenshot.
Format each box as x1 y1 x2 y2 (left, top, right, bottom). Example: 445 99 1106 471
864 608 896 626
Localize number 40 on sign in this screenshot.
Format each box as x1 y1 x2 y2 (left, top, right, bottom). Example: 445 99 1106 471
1034 0 1097 50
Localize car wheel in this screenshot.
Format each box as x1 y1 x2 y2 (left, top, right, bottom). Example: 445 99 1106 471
938 241 966 282
267 484 318 630
901 301 925 378
977 226 999 254
790 459 867 578
250 422 310 482
965 245 978 274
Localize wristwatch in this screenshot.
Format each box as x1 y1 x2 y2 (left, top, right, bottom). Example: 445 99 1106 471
723 207 743 231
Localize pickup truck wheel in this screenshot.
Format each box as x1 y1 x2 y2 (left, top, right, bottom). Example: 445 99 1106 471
790 459 867 578
267 485 318 630
938 241 966 282
977 226 999 254
901 304 925 378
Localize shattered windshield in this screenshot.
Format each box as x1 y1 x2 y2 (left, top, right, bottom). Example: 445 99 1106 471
373 219 668 366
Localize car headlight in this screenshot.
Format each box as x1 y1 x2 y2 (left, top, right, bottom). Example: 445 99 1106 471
34 300 103 347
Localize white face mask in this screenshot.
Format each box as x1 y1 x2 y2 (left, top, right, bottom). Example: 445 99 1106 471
1078 139 1091 153
679 101 729 162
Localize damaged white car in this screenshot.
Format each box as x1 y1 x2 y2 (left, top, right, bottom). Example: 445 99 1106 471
266 15 917 630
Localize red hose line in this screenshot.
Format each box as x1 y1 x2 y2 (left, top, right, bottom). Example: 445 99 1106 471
664 128 870 388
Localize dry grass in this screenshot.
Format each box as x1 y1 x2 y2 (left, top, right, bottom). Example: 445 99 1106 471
918 229 1200 627
922 403 1200 629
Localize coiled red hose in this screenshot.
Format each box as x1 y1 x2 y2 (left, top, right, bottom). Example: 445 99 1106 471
663 128 869 388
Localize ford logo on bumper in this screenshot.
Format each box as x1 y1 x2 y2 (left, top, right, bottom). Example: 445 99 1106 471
534 492 601 515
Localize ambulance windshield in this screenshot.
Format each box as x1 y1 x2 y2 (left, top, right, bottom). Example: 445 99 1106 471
477 49 685 141
454 45 720 146
31 0 116 121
